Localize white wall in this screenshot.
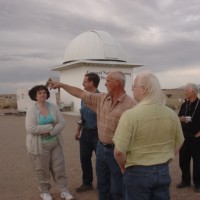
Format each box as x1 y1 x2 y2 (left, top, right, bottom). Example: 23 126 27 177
16 88 34 112
59 66 134 112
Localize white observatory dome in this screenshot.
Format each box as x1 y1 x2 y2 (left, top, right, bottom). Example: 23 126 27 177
63 30 127 64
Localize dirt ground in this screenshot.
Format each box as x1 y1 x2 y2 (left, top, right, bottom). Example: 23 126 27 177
0 110 200 200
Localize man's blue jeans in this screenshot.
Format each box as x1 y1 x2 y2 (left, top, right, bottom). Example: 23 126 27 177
123 163 170 200
96 141 123 200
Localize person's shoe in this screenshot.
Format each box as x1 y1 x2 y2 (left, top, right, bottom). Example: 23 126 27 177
76 184 93 193
60 191 74 200
40 193 52 200
194 186 200 193
176 182 191 189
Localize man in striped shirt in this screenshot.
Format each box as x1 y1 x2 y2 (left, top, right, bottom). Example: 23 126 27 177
50 71 136 200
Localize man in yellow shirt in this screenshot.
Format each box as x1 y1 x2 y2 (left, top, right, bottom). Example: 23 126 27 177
113 71 184 200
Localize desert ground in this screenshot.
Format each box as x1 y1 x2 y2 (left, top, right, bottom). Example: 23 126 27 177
0 109 200 200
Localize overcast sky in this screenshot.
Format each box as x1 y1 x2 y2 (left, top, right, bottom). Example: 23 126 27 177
0 0 200 94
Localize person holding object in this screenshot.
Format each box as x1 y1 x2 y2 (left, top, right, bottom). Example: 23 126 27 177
49 71 136 200
177 83 200 192
113 71 184 200
25 85 73 200
75 72 100 192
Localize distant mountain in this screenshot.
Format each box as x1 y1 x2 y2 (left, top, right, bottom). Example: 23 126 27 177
178 84 200 89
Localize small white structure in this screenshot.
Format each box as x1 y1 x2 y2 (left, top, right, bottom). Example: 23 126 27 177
16 88 57 112
52 30 142 112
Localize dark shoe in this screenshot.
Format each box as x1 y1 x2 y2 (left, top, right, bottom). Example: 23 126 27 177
176 182 191 189
194 186 200 193
76 184 93 193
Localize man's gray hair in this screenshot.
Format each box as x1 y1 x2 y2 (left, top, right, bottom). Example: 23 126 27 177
110 71 126 86
185 83 199 94
136 71 165 105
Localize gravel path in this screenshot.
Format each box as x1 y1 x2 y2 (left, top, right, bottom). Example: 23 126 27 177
0 111 199 200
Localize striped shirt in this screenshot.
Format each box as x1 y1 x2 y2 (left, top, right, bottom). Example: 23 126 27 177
82 92 136 144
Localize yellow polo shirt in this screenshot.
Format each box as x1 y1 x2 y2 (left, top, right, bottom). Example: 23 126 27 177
113 104 184 168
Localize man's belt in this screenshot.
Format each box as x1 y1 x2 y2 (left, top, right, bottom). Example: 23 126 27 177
99 141 114 148
83 127 97 131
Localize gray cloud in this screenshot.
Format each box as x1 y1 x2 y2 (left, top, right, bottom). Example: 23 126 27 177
0 0 200 93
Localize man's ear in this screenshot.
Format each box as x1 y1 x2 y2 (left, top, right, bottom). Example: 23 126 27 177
115 80 120 86
141 86 147 94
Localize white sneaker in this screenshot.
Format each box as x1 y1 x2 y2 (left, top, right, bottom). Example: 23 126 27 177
40 193 52 200
60 191 74 200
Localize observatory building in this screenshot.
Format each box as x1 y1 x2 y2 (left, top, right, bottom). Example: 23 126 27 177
52 30 141 112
